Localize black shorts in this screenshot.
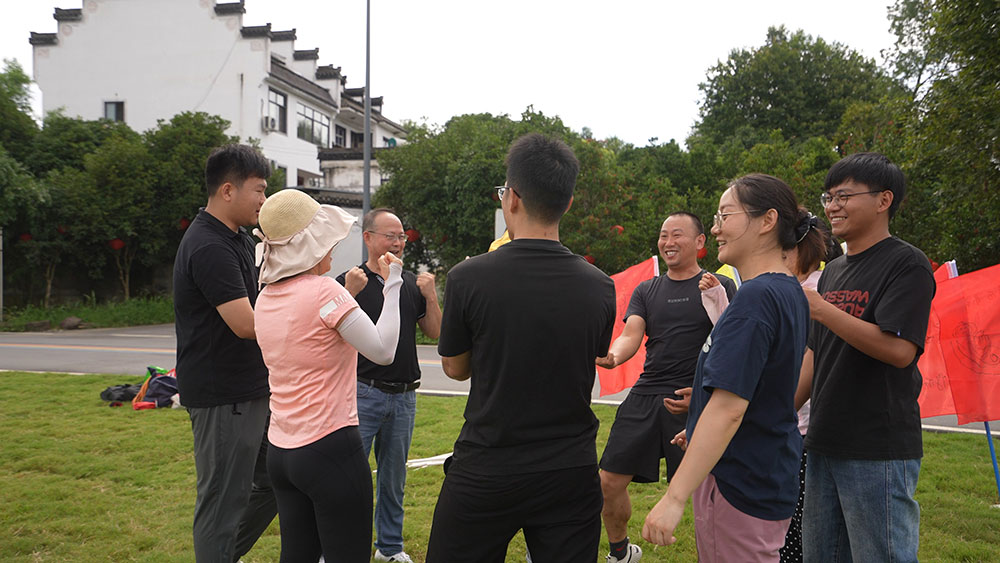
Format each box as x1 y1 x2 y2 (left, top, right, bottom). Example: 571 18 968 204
599 391 688 483
426 464 602 563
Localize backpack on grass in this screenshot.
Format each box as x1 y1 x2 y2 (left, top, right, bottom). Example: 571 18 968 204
132 366 179 410
100 383 144 402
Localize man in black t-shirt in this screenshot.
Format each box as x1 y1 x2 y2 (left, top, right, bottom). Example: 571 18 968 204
426 134 616 563
173 145 276 562
595 212 736 563
801 153 934 563
336 208 441 563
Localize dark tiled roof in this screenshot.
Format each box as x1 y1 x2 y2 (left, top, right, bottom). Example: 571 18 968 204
29 32 58 46
269 58 336 108
339 96 407 134
294 49 319 61
315 65 342 80
214 1 245 15
53 8 82 21
271 29 297 41
318 147 390 161
240 23 271 38
371 96 383 107
344 87 364 97
299 186 363 207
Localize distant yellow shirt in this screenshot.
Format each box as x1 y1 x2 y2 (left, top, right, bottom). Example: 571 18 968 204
489 230 511 252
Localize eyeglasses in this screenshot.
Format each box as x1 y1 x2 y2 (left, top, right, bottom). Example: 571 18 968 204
820 190 884 208
495 185 520 200
713 210 757 229
366 231 408 243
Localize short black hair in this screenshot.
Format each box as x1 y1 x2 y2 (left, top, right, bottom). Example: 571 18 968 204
204 144 272 197
362 207 398 232
504 133 579 224
824 152 905 219
666 211 705 236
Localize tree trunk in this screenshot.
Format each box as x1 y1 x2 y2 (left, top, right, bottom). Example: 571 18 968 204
44 262 56 309
114 250 132 301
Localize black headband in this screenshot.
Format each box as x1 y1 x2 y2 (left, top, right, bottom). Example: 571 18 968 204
795 213 819 244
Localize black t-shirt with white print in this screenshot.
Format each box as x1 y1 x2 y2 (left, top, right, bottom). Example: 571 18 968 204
626 270 737 394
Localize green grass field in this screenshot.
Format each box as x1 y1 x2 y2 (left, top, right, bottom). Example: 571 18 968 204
0 297 175 332
1 372 998 562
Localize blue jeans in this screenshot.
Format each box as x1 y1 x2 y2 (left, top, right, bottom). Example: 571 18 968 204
802 452 920 563
357 381 417 556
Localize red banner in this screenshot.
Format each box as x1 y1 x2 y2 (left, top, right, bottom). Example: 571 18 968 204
597 257 658 396
918 263 1000 424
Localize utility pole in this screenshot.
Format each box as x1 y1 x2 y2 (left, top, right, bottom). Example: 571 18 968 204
361 0 372 263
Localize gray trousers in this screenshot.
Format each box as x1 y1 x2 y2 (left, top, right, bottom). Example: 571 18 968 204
189 396 277 563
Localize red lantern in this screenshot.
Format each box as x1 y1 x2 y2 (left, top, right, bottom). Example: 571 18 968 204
697 247 708 260
610 224 624 235
405 228 420 243
109 238 126 250
57 226 68 235
19 233 32 242
584 255 596 264
178 218 191 230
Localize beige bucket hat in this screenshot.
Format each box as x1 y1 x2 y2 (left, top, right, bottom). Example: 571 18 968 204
253 189 356 285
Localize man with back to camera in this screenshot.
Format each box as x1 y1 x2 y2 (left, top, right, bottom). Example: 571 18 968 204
425 133 617 562
596 212 736 563
336 208 442 563
801 152 935 563
173 144 277 562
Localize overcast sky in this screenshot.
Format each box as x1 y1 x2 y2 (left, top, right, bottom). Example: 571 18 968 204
2 0 897 146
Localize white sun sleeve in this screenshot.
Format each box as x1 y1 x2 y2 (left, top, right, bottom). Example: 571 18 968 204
335 262 403 365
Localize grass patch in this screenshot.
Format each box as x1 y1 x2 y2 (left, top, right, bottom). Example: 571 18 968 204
0 372 998 561
1 296 174 332
415 327 438 346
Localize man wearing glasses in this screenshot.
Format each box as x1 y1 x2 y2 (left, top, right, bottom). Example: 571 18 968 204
336 208 442 563
801 152 934 562
426 133 616 562
596 211 736 563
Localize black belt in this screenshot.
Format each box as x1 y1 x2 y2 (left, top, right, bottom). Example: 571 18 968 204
357 377 420 394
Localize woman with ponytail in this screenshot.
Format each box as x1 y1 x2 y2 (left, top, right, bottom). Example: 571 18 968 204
641 173 823 562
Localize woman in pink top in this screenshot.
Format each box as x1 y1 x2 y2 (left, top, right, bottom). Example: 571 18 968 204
253 189 404 563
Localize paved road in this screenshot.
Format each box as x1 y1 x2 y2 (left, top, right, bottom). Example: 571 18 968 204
0 324 991 434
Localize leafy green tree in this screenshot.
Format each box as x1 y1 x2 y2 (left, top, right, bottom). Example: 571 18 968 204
884 0 952 102
145 112 239 262
871 0 1000 271
80 132 157 300
734 131 839 217
375 109 574 272
695 27 899 149
27 111 133 178
0 59 38 165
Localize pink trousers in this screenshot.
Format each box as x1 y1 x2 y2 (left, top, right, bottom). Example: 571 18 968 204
692 474 791 562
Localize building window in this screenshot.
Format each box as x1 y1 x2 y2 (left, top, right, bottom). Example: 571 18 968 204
268 89 287 133
104 101 124 121
296 103 330 147
335 125 346 147
351 131 370 149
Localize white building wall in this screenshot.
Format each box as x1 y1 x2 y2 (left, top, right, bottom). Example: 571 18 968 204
259 87 331 185
32 0 403 190
34 1 260 135
270 41 294 63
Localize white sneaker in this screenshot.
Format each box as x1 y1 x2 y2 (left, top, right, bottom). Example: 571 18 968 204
374 550 414 563
607 543 642 563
